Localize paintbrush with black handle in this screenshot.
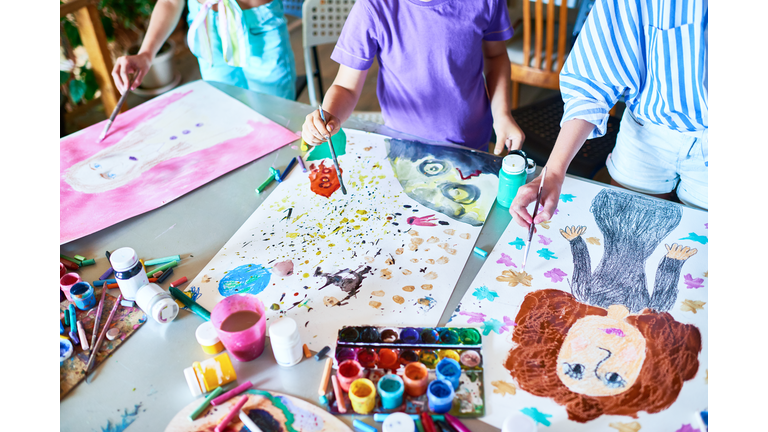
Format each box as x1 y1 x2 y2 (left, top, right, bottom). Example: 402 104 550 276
521 166 547 272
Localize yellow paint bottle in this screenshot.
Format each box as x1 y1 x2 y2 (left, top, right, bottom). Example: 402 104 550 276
348 378 377 414
195 322 225 354
183 352 237 396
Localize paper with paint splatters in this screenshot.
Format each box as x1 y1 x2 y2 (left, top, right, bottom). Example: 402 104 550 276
59 80 299 244
185 129 500 349
450 177 709 430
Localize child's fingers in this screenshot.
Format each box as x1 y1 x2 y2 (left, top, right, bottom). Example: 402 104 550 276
111 61 125 94
312 115 330 140
493 138 507 156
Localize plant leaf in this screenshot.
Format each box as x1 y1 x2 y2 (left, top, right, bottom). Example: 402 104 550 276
69 79 87 104
60 71 71 85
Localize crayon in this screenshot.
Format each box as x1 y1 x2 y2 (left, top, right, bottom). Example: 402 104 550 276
60 254 82 265
93 279 116 287
239 411 264 432
157 268 174 284
331 375 347 413
74 255 86 261
353 420 377 432
473 246 487 258
303 344 312 358
318 357 332 396
152 271 163 278
211 381 253 406
315 345 331 361
215 395 249 432
99 267 114 280
421 412 437 432
61 258 79 271
80 258 96 266
144 255 181 266
170 276 188 288
145 260 177 277
297 155 307 172
189 386 224 420
256 171 276 194
444 415 472 432
275 157 298 183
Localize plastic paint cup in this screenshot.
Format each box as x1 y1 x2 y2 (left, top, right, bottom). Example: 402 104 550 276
195 321 225 354
438 328 460 345
399 349 419 365
420 328 440 344
183 352 237 396
337 359 364 392
360 327 381 343
211 294 267 362
497 152 528 208
427 379 455 414
60 273 81 302
339 326 361 342
400 327 421 343
383 413 416 432
70 282 96 310
438 349 461 363
403 362 430 397
60 263 66 279
377 348 400 370
348 378 377 414
357 348 378 369
381 328 399 343
458 328 481 345
336 347 357 363
436 358 462 390
419 350 439 368
459 350 482 368
377 374 405 410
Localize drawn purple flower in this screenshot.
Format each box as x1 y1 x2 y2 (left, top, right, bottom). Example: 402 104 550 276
129 156 137 161
704 223 708 229
496 253 517 267
676 424 700 432
499 316 517 333
182 130 190 134
459 311 487 324
544 268 567 283
684 274 705 289
538 234 552 245
170 136 177 140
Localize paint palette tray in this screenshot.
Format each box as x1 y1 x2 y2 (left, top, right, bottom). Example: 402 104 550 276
323 326 485 417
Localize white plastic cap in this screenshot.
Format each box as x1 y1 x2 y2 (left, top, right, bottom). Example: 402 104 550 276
502 413 538 432
135 283 178 324
502 154 526 175
110 247 139 272
196 321 221 347
152 297 179 324
383 413 415 432
269 317 299 345
183 366 204 397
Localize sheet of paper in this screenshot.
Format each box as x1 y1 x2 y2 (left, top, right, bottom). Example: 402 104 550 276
186 129 502 349
451 176 708 431
60 80 299 244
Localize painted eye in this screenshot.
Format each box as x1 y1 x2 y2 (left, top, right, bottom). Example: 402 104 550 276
418 160 448 176
563 363 585 380
603 372 626 388
440 183 480 205
94 164 101 168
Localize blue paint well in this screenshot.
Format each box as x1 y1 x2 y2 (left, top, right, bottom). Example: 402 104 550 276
218 264 272 297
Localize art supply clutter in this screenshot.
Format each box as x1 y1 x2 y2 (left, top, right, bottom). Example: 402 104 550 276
323 325 485 417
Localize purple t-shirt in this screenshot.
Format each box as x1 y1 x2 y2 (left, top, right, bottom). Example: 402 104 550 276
331 0 513 150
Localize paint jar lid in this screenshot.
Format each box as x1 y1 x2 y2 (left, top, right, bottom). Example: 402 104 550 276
501 413 538 432
269 317 301 347
183 366 204 397
502 153 526 175
110 247 139 272
196 321 221 347
135 283 178 324
383 413 415 432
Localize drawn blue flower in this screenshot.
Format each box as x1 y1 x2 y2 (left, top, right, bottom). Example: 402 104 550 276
481 318 504 335
537 248 558 260
680 232 708 244
508 237 526 250
520 407 553 426
560 194 576 203
472 286 499 302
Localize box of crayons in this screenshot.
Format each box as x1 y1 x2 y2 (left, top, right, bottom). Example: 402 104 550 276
322 326 485 417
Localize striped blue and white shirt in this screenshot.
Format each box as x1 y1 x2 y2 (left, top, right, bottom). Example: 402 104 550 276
560 0 708 139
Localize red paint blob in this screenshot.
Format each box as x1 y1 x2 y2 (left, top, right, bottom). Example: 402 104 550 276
308 161 342 198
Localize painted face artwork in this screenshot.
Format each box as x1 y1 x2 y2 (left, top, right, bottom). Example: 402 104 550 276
387 139 501 227
556 305 647 396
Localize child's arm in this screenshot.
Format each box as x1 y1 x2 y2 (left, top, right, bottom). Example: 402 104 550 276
111 0 185 94
482 40 525 155
302 65 368 145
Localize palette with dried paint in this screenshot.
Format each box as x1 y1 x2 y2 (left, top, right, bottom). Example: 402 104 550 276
324 325 485 417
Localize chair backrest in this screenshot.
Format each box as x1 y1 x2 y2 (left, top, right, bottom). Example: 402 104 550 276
283 0 304 18
301 0 356 105
510 0 570 93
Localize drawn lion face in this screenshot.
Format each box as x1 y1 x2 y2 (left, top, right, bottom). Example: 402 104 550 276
505 289 701 423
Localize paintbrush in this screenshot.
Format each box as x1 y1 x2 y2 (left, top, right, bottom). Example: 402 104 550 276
85 293 122 383
97 74 136 142
89 282 109 350
317 105 347 195
521 166 547 272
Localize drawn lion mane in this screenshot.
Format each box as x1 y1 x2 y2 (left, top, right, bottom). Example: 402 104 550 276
505 289 701 423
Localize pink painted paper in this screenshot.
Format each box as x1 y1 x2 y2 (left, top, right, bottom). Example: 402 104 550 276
60 81 299 244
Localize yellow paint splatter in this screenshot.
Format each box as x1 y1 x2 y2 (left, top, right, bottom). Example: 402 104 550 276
410 258 419 263
680 299 706 313
540 220 551 229
421 284 433 291
491 381 516 396
410 230 420 237
608 422 642 432
364 256 375 263
381 269 393 280
371 290 385 297
402 269 412 275
323 296 339 306
316 251 322 255
705 369 708 384
437 256 449 264
356 210 368 215
292 212 308 223
424 272 438 280
303 273 310 278
497 270 532 287
395 248 404 255
402 286 415 292
202 275 211 283
392 295 405 304
460 233 471 240
427 236 439 244
426 259 435 265
586 237 601 245
286 233 299 239
369 301 382 308
704 271 708 278
444 229 455 235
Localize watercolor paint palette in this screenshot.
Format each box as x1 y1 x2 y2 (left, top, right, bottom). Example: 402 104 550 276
324 325 485 417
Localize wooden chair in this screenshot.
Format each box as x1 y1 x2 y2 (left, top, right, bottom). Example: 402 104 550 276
508 0 570 109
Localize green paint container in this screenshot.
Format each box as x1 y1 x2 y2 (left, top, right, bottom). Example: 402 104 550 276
496 151 528 208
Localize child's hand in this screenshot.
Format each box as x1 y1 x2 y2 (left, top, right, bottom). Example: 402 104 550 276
492 114 525 155
510 168 563 231
112 53 153 94
302 109 341 146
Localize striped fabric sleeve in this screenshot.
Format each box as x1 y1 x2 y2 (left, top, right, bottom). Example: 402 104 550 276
559 0 642 139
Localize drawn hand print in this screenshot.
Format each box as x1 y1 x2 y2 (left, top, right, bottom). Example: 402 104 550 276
560 225 587 241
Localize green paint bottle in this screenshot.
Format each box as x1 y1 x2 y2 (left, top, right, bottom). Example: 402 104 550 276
497 150 528 208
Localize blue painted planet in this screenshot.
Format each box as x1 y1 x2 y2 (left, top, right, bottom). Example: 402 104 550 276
218 264 271 297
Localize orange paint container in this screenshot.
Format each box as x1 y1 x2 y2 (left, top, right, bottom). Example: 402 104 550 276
403 362 429 397
377 348 400 370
